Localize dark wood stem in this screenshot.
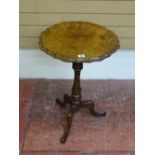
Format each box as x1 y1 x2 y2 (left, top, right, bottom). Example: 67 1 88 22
56 62 106 144
71 62 83 104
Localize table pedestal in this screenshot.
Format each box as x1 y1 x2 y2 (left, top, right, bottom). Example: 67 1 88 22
56 62 106 143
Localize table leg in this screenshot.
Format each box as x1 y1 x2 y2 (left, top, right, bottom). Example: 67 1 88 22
81 100 106 117
60 106 76 143
56 94 71 107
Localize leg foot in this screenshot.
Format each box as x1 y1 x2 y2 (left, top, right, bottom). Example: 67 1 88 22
60 106 76 143
81 100 106 117
56 94 71 107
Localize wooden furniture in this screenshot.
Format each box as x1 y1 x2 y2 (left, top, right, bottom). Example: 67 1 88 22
39 21 120 143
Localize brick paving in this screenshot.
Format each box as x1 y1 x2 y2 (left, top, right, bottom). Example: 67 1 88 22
19 80 135 155
19 80 37 150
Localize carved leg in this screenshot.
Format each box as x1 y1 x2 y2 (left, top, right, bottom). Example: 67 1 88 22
60 106 76 143
81 100 106 117
56 94 71 107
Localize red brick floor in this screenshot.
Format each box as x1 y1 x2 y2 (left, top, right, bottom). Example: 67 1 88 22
19 79 135 155
19 79 37 150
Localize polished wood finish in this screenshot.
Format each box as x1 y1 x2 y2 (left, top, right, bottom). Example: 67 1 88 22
56 62 106 143
39 21 119 62
39 21 120 144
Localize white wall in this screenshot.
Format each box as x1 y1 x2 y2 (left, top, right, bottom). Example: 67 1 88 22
19 49 134 79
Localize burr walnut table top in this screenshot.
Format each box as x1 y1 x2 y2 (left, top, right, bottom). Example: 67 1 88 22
39 21 120 62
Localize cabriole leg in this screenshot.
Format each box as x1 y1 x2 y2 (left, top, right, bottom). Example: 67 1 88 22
60 106 76 143
81 100 106 117
56 94 71 107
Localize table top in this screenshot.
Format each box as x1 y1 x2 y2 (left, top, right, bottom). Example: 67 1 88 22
39 21 120 62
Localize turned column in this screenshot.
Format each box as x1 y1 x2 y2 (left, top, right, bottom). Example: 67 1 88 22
71 62 83 106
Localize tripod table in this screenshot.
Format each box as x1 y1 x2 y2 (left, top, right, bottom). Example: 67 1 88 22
39 21 120 143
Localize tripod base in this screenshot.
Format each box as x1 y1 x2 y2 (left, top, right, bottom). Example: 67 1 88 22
56 94 106 143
